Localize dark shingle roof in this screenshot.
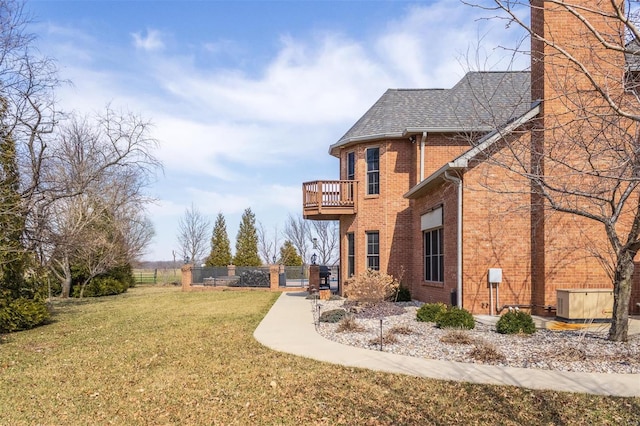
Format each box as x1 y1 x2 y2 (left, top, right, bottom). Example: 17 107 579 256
331 71 531 154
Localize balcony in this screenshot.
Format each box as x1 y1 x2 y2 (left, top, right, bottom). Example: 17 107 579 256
303 180 357 220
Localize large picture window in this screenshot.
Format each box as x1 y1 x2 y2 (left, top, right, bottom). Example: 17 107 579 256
424 227 444 282
366 231 379 270
347 233 355 277
366 147 379 195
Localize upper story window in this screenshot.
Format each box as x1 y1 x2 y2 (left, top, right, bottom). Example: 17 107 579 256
347 151 355 181
366 147 379 195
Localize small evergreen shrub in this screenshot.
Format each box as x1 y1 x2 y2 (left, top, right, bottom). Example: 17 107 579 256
495 310 536 335
0 298 50 333
344 269 399 303
393 286 412 302
73 277 128 298
435 306 475 330
319 309 347 323
416 302 447 322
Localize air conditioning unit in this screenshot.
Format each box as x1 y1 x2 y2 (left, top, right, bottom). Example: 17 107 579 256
556 288 613 322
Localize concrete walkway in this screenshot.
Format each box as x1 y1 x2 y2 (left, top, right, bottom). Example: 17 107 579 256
253 292 640 397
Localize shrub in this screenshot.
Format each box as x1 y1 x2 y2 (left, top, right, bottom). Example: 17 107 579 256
435 306 475 330
393 286 412 302
0 298 50 333
319 309 347 323
344 269 399 303
73 277 128 298
495 310 536 335
416 302 447 322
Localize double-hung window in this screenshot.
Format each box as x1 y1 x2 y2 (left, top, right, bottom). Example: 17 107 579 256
347 232 355 277
366 147 379 195
422 207 444 282
366 231 379 270
347 152 355 181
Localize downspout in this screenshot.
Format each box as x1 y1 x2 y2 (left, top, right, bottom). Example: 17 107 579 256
419 132 427 181
444 170 462 308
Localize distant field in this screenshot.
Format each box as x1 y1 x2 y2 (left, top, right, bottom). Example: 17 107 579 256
0 286 637 425
133 268 180 285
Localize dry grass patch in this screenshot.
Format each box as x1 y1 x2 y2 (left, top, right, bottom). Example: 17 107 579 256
440 329 475 345
336 316 365 333
0 286 638 425
470 341 507 363
389 325 413 335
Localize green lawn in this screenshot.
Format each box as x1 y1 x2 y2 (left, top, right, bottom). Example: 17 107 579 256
0 286 637 425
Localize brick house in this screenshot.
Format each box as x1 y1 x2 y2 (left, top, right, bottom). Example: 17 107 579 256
303 1 640 315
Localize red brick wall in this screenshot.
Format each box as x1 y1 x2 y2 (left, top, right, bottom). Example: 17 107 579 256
338 139 415 288
529 0 625 314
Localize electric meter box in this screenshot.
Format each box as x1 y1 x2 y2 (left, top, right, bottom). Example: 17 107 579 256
488 268 502 284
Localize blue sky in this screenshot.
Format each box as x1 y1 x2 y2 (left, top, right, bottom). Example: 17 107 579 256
27 0 527 261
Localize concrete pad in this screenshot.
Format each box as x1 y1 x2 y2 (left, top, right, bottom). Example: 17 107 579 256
254 292 640 397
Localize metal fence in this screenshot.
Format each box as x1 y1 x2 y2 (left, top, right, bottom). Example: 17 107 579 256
191 266 271 287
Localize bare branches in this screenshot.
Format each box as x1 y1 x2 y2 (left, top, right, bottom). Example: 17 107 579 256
283 214 310 264
176 203 211 265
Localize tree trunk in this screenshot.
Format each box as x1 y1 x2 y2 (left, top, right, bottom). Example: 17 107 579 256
61 275 72 298
59 257 73 299
609 250 634 342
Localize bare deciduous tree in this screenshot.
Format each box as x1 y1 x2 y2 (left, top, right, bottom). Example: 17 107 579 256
177 203 211 265
40 109 160 297
310 221 339 266
283 214 311 264
463 0 640 341
257 221 280 264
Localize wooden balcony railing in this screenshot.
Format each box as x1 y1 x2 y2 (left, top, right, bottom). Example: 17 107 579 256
303 180 357 220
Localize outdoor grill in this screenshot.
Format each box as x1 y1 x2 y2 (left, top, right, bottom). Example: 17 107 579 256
319 265 331 289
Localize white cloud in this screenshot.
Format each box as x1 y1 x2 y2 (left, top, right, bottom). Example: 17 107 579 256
132 29 165 51
33 1 528 260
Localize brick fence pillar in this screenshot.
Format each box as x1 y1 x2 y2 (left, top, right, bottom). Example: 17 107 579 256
309 264 320 292
181 264 193 292
269 265 280 290
227 264 236 277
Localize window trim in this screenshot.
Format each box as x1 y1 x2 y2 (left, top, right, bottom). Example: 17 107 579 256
366 231 380 271
346 151 355 181
366 147 379 195
346 232 355 277
424 227 444 283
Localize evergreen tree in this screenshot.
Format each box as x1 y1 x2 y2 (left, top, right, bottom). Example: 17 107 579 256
279 240 303 266
0 101 26 299
205 212 232 267
233 208 261 266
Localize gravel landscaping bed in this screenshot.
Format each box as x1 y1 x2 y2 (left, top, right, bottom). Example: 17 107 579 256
313 299 640 374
